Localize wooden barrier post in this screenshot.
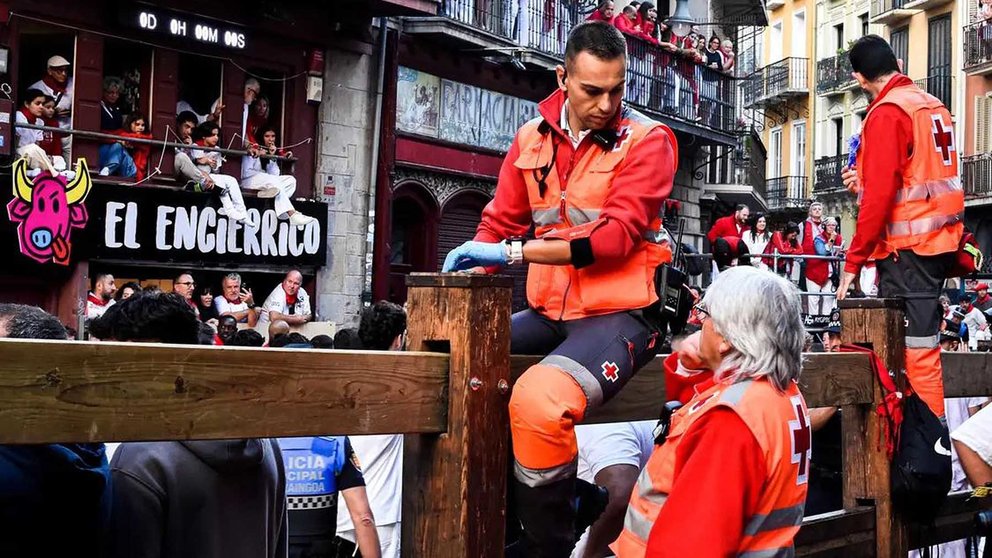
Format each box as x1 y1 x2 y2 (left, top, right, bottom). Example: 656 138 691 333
402 273 514 558
838 298 908 557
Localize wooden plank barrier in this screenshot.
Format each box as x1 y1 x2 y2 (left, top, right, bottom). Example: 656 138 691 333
0 275 988 557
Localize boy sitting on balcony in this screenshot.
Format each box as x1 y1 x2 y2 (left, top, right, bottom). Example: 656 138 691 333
15 88 62 177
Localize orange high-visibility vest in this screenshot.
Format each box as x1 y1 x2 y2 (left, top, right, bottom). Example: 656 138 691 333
856 85 964 260
513 109 677 321
613 378 810 557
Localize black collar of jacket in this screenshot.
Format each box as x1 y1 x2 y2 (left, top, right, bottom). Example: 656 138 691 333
538 105 629 150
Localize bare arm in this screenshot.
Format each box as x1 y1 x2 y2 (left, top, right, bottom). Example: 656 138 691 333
341 486 381 558
953 440 992 487
809 407 838 432
269 310 310 326
522 239 572 265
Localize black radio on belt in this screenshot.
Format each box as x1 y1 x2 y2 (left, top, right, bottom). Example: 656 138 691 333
653 219 692 335
653 401 685 444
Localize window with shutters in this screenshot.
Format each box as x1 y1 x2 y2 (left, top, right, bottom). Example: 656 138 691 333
976 95 992 153
890 27 909 73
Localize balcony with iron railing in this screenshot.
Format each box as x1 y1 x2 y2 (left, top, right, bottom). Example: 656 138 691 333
870 0 918 25
766 176 810 211
816 54 856 96
913 75 954 112
703 130 769 208
814 154 847 194
964 154 992 198
743 58 809 109
964 22 992 76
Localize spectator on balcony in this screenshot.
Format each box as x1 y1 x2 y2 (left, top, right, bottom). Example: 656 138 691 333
763 222 803 278
245 95 270 147
87 273 117 321
29 55 73 129
701 35 723 127
113 112 153 181
742 213 772 270
634 2 662 44
191 121 253 225
258 270 312 327
807 217 844 316
721 39 736 73
587 0 614 21
215 272 259 327
98 77 137 179
974 282 992 314
241 125 316 228
38 96 68 164
15 89 58 176
613 4 639 35
707 204 750 245
195 285 219 325
115 282 143 302
172 272 199 318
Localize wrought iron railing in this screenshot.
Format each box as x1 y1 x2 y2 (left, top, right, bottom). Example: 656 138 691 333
964 154 992 197
871 0 910 17
816 54 855 95
914 75 954 111
441 0 517 40
743 58 809 107
705 131 768 199
964 22 992 72
626 35 739 135
814 154 847 193
766 176 810 210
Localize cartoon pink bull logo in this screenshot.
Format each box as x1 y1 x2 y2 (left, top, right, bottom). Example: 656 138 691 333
6 158 92 265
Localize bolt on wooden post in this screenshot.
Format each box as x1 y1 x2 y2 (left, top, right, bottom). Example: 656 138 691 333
402 273 514 558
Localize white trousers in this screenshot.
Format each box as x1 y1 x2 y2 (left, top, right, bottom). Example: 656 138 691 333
241 173 297 219
210 173 247 216
806 280 832 316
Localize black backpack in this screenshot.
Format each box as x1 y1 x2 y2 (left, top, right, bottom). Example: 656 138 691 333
890 393 952 524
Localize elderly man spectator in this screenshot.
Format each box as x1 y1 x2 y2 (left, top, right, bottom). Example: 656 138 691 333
172 272 198 318
87 273 117 320
268 319 291 344
94 292 288 558
259 270 312 327
30 55 73 128
0 304 111 558
97 76 137 178
613 267 809 557
336 301 407 558
214 273 259 327
799 202 825 305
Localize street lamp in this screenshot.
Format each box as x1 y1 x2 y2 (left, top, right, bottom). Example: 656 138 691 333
668 0 695 38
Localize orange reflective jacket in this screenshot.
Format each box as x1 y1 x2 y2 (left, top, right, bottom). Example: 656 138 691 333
856 85 964 260
613 378 810 558
514 110 677 320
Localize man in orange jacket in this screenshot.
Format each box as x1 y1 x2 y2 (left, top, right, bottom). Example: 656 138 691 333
442 21 677 557
837 35 963 421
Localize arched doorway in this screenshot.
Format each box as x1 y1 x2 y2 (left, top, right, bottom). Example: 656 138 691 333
389 181 439 303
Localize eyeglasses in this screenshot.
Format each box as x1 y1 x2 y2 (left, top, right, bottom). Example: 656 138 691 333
176 281 196 286
693 302 711 321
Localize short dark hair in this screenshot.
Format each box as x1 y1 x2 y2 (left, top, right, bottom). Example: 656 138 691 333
269 333 291 348
92 272 114 291
849 35 899 81
310 334 334 349
359 301 407 351
174 271 194 282
735 204 749 212
197 322 217 345
0 304 68 340
89 292 199 345
333 327 363 350
22 88 48 107
564 21 627 70
176 111 199 127
193 121 220 142
124 112 147 131
116 281 143 301
228 329 265 347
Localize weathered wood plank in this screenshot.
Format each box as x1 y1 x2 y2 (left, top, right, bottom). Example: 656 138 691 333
796 507 876 558
511 352 874 423
403 273 512 558
0 339 449 444
941 353 992 398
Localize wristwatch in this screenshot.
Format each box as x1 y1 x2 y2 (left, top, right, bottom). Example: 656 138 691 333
506 237 525 265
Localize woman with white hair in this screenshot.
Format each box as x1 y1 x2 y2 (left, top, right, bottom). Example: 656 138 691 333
808 216 845 315
613 266 810 558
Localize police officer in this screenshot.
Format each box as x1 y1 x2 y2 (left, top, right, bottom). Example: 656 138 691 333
278 436 381 558
442 21 677 557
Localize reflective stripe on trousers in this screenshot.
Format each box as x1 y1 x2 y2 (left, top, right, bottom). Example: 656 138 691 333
905 334 939 349
743 503 805 536
893 176 962 204
513 457 577 488
887 212 963 237
541 354 605 408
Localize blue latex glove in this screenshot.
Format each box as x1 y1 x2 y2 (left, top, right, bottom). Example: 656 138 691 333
442 240 507 272
846 134 860 169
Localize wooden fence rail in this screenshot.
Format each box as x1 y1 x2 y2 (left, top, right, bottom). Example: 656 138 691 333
0 275 988 556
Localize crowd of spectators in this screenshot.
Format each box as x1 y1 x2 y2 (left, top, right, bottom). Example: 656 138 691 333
14 56 315 229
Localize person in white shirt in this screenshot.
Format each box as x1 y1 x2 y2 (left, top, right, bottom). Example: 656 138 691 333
191 121 252 225
214 273 259 327
337 301 408 558
741 213 771 270
259 270 312 327
571 421 655 558
29 55 73 129
952 296 988 351
241 126 315 228
86 273 117 320
14 89 57 175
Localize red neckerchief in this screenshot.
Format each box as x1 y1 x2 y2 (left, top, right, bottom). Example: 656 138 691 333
42 74 67 94
194 139 208 147
978 293 990 305
87 292 110 307
18 107 39 124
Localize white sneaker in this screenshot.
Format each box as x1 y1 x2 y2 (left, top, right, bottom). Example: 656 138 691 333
217 207 229 217
256 187 280 198
99 167 111 176
288 213 316 228
228 209 249 223
52 156 67 172
26 168 43 179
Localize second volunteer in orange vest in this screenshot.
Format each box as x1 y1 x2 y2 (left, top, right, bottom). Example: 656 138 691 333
837 35 964 421
613 266 811 558
442 22 677 557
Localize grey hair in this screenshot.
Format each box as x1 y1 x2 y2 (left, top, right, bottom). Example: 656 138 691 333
0 304 68 340
809 201 823 211
223 273 242 285
244 77 261 90
102 76 123 92
823 217 838 226
703 266 804 391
